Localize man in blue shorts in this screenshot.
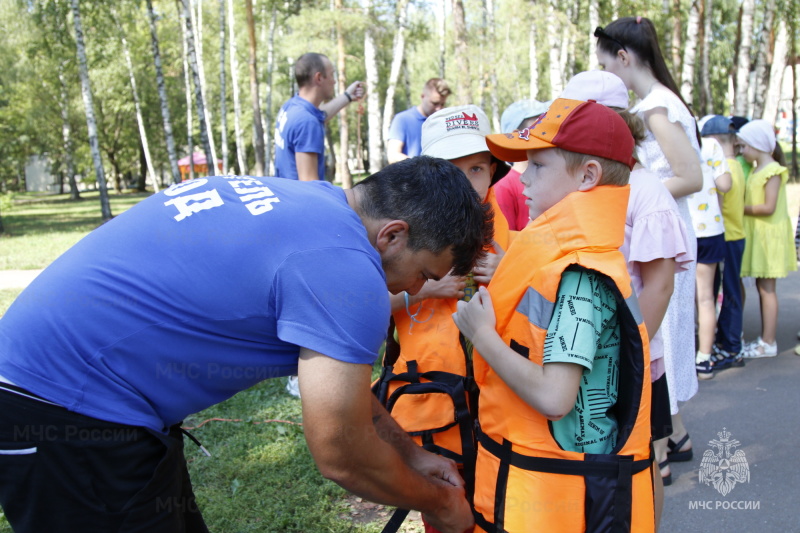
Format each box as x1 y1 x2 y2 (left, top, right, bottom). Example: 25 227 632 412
274 52 363 181
0 157 490 533
386 78 451 164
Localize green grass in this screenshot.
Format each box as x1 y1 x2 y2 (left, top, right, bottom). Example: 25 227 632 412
0 191 404 532
0 191 150 269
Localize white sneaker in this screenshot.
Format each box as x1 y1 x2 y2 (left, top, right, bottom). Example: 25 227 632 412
742 337 778 358
286 375 301 398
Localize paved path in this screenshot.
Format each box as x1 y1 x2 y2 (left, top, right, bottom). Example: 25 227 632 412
0 269 43 290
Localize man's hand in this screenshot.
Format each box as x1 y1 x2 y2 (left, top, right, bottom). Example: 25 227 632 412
347 81 365 101
422 487 474 533
417 274 467 301
472 241 505 285
406 446 464 489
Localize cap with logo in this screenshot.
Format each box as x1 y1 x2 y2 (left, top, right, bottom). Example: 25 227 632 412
485 98 636 169
422 104 509 184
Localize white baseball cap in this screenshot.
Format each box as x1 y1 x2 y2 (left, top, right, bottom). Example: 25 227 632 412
422 105 509 184
560 70 629 109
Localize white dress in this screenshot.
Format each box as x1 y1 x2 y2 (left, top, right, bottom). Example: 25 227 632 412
632 87 700 414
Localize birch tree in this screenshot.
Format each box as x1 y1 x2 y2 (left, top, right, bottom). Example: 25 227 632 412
438 0 446 78
70 0 111 219
190 0 220 172
335 0 351 187
762 19 788 123
751 0 777 119
734 0 756 116
364 0 382 173
180 0 215 175
245 0 265 176
588 0 599 71
699 0 713 115
180 2 195 181
452 0 472 104
228 0 246 173
262 4 277 175
680 0 701 105
111 6 159 192
381 0 410 147
57 61 79 200
529 16 538 101
218 0 228 175
484 0 500 132
146 0 181 184
546 4 561 98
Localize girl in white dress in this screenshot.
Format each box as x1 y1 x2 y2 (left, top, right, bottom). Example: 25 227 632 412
595 16 704 486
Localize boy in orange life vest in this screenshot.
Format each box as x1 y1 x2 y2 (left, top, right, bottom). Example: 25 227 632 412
374 105 510 532
453 99 654 532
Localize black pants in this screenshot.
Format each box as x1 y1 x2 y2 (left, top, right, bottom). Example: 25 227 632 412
0 385 209 533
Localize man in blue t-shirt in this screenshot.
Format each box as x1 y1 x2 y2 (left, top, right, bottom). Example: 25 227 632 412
0 157 490 533
386 78 451 164
274 52 364 181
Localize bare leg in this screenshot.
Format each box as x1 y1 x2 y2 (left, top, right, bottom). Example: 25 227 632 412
756 278 777 344
695 262 719 355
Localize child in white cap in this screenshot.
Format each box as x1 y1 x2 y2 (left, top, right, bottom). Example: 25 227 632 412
738 119 797 357
374 105 511 533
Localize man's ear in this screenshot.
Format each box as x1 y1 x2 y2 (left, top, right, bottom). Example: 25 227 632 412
375 220 410 254
577 160 602 191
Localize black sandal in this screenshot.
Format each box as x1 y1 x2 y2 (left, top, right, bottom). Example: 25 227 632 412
659 458 672 486
667 433 693 462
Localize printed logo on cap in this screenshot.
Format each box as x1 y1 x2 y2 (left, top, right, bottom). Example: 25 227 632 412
445 111 481 132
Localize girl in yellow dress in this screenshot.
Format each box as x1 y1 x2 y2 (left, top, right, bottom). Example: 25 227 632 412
738 119 797 357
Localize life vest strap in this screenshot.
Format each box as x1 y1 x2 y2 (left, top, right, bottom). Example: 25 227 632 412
477 430 651 476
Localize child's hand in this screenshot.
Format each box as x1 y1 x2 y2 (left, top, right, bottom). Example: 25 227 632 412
472 241 505 284
419 274 467 301
452 286 497 343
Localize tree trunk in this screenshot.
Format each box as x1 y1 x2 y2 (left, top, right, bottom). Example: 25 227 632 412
335 0 351 187
762 19 788 123
670 0 682 79
699 0 713 115
227 0 247 174
146 0 181 185
180 1 195 181
751 0 777 119
734 0 756 116
588 0 599 71
546 4 560 99
70 0 111 219
364 0 382 173
58 61 80 200
190 0 220 173
438 0 446 78
218 0 228 175
529 15 538 101
262 4 277 176
381 0 410 148
484 0 500 132
112 6 159 193
452 0 472 105
245 0 265 176
680 0 701 107
180 0 215 175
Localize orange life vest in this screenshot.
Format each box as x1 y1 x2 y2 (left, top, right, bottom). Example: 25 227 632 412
472 185 654 533
373 188 510 493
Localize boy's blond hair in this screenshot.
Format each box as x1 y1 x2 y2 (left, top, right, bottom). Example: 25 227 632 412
554 148 631 186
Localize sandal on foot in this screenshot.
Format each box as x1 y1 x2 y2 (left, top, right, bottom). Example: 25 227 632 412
658 459 672 486
667 433 692 462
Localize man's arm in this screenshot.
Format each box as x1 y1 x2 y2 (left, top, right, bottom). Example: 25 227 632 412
386 139 408 164
295 152 320 181
320 81 364 123
297 348 473 533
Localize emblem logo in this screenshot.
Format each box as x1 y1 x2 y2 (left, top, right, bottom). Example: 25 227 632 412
517 128 530 141
445 111 480 132
699 428 750 496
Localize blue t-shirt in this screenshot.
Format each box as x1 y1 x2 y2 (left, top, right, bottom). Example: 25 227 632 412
388 107 426 158
274 95 326 180
0 177 389 432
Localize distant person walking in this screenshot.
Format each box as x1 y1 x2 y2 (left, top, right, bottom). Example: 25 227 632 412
386 78 451 164
274 53 363 181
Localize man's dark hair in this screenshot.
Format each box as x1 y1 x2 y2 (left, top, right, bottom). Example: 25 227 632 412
295 53 329 88
355 156 493 276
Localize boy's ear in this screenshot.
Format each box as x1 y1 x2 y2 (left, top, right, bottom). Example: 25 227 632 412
577 160 602 191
